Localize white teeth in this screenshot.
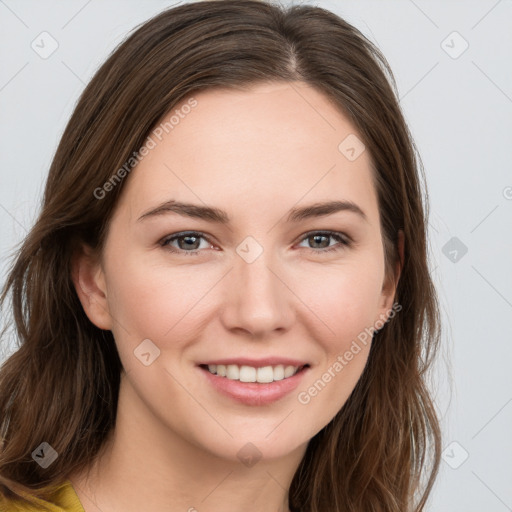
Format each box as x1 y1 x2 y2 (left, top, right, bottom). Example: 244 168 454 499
284 365 297 378
239 366 256 382
256 366 273 383
226 364 239 380
205 363 304 383
273 365 284 381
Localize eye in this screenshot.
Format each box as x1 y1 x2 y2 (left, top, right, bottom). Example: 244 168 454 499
160 230 352 256
160 231 214 256
296 230 351 254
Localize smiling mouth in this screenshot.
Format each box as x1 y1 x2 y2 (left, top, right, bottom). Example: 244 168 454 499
199 363 310 384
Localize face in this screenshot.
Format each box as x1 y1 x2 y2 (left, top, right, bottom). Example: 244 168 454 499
75 81 399 464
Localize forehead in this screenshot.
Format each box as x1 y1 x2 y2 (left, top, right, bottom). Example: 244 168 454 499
116 81 379 226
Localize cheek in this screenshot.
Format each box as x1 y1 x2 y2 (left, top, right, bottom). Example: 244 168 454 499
292 263 381 432
105 242 384 363
295 257 384 348
104 250 217 349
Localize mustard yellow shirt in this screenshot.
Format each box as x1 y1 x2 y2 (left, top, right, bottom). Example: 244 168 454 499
2 480 84 512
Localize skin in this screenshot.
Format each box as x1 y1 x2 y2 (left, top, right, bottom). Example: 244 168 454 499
69 81 403 512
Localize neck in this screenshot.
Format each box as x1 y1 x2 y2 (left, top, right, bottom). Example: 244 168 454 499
68 372 306 512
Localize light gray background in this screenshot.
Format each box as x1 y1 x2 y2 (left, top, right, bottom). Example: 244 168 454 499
1 1 511 510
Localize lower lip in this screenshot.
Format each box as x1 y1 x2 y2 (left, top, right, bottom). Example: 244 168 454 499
198 365 309 406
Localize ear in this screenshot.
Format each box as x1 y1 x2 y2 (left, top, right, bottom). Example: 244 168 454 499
377 229 404 320
70 244 112 331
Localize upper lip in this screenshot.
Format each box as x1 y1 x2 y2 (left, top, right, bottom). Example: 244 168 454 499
198 357 310 368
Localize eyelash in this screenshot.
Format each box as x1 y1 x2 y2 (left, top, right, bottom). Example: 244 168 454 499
159 230 352 257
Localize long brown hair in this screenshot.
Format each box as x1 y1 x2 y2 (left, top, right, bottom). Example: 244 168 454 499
0 1 441 510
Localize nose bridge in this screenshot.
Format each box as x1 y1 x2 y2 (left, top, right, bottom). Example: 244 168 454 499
223 237 293 335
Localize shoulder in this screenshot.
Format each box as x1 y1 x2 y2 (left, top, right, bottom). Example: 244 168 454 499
0 480 85 512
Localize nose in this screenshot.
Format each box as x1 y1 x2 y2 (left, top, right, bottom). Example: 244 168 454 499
220 247 295 337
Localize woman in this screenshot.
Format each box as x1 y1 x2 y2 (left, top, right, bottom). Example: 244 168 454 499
0 1 441 511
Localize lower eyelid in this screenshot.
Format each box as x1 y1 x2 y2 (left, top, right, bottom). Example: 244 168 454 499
161 233 212 251
297 232 350 250
161 231 351 253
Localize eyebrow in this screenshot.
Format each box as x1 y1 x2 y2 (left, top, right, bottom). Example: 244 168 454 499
137 199 368 224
